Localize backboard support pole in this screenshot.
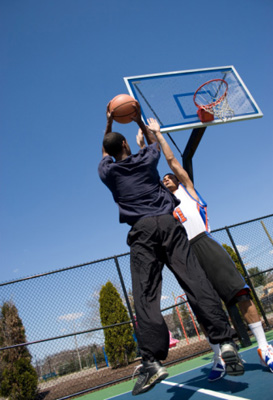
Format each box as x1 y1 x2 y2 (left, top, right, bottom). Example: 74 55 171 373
182 127 206 183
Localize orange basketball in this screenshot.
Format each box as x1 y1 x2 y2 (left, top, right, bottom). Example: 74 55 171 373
109 94 139 124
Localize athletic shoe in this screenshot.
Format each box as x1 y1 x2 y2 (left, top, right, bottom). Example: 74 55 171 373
208 357 225 382
257 344 273 372
132 360 169 396
220 341 244 376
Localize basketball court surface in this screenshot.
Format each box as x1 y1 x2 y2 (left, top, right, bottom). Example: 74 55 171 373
76 334 273 400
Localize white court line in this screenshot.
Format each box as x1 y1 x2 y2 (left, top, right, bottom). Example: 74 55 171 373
162 380 250 400
105 341 273 399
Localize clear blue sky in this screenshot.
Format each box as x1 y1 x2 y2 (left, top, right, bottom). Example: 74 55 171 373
1 0 273 283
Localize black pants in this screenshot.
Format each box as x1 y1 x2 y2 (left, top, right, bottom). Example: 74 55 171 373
190 232 249 305
127 214 236 361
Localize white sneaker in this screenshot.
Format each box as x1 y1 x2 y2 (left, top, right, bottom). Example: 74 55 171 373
220 341 244 376
257 344 273 372
208 357 225 382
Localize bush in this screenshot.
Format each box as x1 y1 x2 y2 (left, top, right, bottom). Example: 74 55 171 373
99 282 136 368
0 301 38 399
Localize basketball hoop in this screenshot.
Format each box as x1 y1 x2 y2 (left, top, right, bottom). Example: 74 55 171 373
193 79 234 122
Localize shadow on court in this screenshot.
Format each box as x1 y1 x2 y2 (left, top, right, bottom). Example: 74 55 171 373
107 341 273 400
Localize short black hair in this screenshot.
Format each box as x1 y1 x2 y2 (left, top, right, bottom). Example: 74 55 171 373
103 132 126 158
163 173 179 182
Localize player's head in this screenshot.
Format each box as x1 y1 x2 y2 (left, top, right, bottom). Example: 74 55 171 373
162 173 179 193
103 132 131 159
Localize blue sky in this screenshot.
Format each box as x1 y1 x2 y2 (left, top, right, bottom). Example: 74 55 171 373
1 0 273 283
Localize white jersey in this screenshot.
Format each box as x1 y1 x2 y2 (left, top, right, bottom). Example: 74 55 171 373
173 184 209 240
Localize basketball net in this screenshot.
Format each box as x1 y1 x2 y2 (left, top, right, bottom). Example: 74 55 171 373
203 96 234 122
194 79 234 122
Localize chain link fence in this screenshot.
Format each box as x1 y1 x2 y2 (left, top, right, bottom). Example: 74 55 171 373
0 214 272 400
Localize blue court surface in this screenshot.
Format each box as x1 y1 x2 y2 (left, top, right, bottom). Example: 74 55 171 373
82 338 273 400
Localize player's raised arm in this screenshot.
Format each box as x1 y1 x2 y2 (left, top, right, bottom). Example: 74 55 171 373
104 102 114 136
136 128 146 149
147 118 196 195
131 106 159 148
102 103 114 157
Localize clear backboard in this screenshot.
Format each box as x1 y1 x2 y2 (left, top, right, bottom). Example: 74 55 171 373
124 66 263 133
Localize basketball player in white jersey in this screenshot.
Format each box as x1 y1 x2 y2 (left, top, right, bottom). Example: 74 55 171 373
137 118 273 381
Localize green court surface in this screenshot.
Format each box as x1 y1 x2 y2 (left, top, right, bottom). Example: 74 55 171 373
76 330 273 400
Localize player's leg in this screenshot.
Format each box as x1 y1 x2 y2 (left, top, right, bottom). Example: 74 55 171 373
236 295 273 372
189 232 246 377
192 233 272 372
190 232 246 304
127 217 169 395
160 215 244 376
206 338 225 382
199 322 225 382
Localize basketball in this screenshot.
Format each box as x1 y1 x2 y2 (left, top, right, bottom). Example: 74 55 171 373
109 94 139 124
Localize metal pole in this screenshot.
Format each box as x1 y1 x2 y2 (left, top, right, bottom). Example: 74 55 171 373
225 227 270 329
260 220 273 247
182 127 206 183
114 256 138 333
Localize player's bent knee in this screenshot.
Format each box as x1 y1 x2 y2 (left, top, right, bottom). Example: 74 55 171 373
228 289 251 306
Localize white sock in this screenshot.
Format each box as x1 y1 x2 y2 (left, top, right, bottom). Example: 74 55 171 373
248 321 268 350
206 337 221 359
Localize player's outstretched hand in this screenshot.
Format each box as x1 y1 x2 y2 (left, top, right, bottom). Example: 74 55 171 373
147 118 161 133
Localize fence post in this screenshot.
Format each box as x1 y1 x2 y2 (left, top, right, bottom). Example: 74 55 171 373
102 346 109 367
223 227 252 347
227 304 252 347
93 354 98 370
225 227 270 332
114 256 138 333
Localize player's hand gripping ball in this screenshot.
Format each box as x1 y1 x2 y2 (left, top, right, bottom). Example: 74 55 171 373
109 94 140 124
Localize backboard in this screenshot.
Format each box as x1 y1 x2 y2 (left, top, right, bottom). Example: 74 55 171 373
124 66 263 133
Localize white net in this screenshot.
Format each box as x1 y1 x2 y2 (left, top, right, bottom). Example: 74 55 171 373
204 96 235 122
195 79 234 122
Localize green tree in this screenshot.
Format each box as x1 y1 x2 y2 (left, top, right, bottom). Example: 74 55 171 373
0 301 38 400
99 281 136 368
222 244 260 313
178 303 197 337
247 267 266 287
222 244 245 276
